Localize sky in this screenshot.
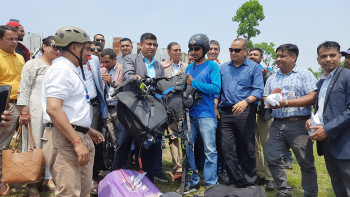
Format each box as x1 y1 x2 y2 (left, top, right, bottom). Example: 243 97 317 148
1 0 349 70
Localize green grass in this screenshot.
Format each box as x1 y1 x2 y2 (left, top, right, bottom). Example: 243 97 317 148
6 140 335 197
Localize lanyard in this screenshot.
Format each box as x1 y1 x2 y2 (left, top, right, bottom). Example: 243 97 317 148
69 64 91 104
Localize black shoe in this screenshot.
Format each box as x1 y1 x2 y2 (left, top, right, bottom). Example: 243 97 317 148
265 180 275 191
154 172 170 183
277 188 292 197
284 162 293 170
183 184 200 194
218 171 229 184
255 176 266 185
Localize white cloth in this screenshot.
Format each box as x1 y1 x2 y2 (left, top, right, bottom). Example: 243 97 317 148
42 57 92 128
309 113 321 135
264 93 283 108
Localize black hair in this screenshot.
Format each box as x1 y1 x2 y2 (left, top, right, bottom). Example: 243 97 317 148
317 41 340 55
210 40 220 50
249 48 263 57
0 25 16 39
91 41 103 48
167 42 179 51
276 44 299 58
140 33 157 43
94 34 104 40
41 36 55 54
120 38 132 44
233 38 247 49
100 48 117 59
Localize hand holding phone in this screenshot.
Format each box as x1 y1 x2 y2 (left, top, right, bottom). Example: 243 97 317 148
0 85 12 123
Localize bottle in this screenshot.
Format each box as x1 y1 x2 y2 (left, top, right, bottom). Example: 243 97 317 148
286 85 297 114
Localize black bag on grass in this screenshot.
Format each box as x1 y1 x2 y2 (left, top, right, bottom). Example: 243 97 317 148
204 184 266 197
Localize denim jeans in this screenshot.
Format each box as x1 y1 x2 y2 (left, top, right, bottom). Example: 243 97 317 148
186 116 218 186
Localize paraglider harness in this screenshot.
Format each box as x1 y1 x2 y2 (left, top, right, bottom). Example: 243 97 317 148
111 73 199 195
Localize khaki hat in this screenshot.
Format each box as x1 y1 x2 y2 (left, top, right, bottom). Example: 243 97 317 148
55 26 90 47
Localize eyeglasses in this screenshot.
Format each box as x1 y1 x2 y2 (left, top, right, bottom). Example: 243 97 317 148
189 46 201 52
49 44 60 52
95 39 105 42
229 48 246 53
90 48 102 52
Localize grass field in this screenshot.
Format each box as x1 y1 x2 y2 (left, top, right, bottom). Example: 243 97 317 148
6 141 335 197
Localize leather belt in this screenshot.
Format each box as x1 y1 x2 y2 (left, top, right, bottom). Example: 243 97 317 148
90 96 98 104
8 99 17 103
45 123 89 134
274 116 309 122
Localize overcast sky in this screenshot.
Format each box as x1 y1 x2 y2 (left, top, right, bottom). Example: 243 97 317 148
1 0 349 70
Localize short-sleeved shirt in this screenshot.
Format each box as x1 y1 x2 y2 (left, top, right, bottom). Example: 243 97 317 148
42 57 92 128
263 65 317 118
0 49 25 99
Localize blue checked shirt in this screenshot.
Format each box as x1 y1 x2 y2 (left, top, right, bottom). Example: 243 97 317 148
263 65 317 118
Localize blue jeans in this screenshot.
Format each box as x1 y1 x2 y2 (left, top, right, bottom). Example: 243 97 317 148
186 117 218 186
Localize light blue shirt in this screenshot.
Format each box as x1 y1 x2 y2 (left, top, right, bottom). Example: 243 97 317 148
82 59 97 99
105 64 118 106
171 63 181 75
316 68 338 124
141 53 156 78
263 65 317 118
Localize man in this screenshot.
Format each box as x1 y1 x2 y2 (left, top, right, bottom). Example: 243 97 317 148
162 42 187 179
94 34 105 49
90 41 103 58
247 47 275 190
117 38 133 65
100 48 123 152
0 25 24 195
184 33 221 194
263 44 318 197
82 52 108 194
113 33 164 182
207 40 221 65
6 21 30 62
42 26 104 196
216 38 264 188
306 41 350 196
341 48 350 69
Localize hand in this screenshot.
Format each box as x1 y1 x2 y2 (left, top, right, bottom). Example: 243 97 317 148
161 59 173 68
215 108 220 119
262 67 268 76
305 119 311 131
88 128 105 145
73 139 90 167
19 114 31 125
309 126 327 141
134 75 142 81
176 71 184 76
232 100 248 114
0 110 11 130
186 74 193 85
102 73 113 84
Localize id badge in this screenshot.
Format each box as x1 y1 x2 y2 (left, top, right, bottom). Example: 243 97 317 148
287 91 295 98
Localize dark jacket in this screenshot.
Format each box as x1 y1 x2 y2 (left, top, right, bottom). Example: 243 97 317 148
315 67 350 159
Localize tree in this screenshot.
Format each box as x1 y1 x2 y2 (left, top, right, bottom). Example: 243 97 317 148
232 0 265 42
253 42 276 68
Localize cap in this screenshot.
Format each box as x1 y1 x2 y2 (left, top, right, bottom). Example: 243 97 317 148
340 48 350 56
6 21 21 28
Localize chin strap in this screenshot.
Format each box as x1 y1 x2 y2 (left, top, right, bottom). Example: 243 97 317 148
67 48 86 80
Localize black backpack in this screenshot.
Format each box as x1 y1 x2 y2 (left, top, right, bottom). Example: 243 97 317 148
204 184 266 197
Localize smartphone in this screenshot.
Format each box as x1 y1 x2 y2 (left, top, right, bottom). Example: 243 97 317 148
0 85 12 122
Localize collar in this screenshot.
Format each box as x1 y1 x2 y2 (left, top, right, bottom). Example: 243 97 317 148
0 49 17 57
320 66 338 80
277 64 299 75
58 56 81 75
141 53 156 65
215 59 220 64
229 57 248 67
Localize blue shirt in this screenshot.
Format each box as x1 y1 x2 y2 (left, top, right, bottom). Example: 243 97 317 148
316 67 338 124
185 60 221 118
141 53 156 78
263 65 317 118
218 58 264 108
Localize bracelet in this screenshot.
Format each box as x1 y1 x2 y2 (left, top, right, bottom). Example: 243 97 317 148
72 137 81 144
20 112 30 116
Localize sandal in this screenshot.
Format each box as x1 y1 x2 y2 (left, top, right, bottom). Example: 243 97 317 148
0 183 11 196
43 179 56 192
27 184 40 197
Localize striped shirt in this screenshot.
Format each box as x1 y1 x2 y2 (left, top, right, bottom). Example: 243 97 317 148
263 65 317 118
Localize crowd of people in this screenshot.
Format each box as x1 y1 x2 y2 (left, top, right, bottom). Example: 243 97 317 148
0 20 349 197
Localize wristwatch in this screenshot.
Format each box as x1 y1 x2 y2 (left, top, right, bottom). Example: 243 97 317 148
245 98 251 104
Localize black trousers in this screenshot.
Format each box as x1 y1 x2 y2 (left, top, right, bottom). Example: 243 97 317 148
219 105 257 185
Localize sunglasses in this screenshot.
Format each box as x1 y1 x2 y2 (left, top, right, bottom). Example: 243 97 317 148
49 44 60 52
95 39 105 42
90 48 102 52
229 48 246 53
189 46 201 52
